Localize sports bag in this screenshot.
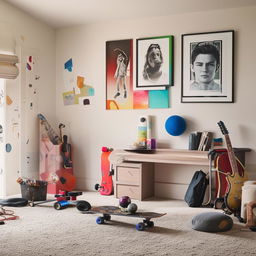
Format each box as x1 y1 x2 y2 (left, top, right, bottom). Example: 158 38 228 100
184 170 209 207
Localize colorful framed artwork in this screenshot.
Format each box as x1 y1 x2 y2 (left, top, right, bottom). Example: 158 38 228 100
136 35 174 88
181 30 234 103
106 39 133 110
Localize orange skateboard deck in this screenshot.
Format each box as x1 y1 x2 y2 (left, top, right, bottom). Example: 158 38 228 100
95 147 113 195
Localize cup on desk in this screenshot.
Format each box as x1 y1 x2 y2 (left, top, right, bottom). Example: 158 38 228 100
147 138 156 150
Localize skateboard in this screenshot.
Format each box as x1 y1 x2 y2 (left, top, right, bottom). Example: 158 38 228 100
79 205 166 231
95 147 114 195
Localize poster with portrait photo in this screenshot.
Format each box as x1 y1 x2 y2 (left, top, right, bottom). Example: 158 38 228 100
181 30 234 103
136 35 174 88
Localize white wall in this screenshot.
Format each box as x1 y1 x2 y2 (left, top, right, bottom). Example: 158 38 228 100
0 0 56 195
56 6 256 194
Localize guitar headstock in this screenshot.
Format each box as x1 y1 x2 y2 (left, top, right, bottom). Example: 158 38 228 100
218 121 229 135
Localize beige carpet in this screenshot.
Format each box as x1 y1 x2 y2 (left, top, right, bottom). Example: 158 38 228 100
1 191 255 256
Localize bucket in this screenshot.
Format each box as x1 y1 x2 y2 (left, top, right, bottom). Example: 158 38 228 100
20 183 47 201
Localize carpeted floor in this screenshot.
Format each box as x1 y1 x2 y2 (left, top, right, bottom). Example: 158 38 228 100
1 191 255 256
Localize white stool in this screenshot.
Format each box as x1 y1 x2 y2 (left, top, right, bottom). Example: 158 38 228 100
241 181 256 220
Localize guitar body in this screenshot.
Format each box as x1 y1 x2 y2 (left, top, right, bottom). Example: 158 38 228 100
224 161 247 213
216 152 245 198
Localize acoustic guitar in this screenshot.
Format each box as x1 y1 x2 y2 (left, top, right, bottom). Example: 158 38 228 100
217 121 248 215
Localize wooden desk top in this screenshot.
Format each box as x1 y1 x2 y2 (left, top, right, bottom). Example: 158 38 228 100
110 149 210 166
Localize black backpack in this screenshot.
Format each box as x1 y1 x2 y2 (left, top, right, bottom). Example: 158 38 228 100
184 170 209 207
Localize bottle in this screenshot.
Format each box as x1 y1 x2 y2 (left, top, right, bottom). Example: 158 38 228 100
138 116 147 148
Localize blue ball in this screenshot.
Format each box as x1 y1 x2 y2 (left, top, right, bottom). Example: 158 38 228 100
165 115 186 136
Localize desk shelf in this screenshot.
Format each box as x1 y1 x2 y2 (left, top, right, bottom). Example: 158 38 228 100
111 149 209 166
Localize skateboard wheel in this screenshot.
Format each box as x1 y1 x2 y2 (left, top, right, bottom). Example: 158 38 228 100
76 200 91 211
29 202 35 207
147 221 154 228
136 222 145 231
54 201 68 210
96 217 105 224
103 214 111 221
54 202 62 210
95 184 100 191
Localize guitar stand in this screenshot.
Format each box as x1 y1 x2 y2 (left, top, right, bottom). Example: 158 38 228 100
203 150 217 207
204 149 229 208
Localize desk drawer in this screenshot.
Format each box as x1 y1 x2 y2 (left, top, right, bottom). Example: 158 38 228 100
116 166 141 183
116 184 140 200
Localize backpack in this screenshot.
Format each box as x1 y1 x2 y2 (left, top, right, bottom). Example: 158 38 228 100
184 170 209 207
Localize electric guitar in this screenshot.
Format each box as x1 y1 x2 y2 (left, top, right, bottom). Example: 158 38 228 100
217 121 248 215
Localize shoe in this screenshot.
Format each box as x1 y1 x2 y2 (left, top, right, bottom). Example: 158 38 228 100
114 92 120 98
124 91 127 98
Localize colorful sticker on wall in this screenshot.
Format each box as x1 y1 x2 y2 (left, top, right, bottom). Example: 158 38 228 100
6 143 12 153
63 91 75 106
64 58 73 72
106 39 133 110
6 95 13 105
77 76 84 88
26 56 34 71
62 72 95 106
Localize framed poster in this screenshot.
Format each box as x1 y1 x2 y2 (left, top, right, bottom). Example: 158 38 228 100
136 35 174 88
106 39 133 110
181 30 234 103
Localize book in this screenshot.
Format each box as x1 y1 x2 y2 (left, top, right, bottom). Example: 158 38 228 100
189 131 202 150
197 131 213 151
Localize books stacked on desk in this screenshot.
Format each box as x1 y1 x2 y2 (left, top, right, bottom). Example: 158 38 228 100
189 131 213 151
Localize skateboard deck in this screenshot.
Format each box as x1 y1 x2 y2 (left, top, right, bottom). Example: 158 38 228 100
95 147 113 195
81 205 166 231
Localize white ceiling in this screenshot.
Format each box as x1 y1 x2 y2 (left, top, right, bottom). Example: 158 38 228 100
4 0 256 29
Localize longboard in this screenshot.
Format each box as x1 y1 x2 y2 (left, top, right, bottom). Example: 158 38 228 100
80 205 166 231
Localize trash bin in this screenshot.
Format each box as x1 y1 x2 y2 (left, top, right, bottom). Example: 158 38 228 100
20 181 48 201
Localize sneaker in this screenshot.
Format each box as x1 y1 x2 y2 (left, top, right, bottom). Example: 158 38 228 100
124 91 127 98
114 92 120 98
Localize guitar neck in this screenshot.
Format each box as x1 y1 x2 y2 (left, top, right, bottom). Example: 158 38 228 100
224 134 238 174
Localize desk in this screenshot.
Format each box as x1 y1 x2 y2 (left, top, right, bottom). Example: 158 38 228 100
110 148 251 201
110 149 211 201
